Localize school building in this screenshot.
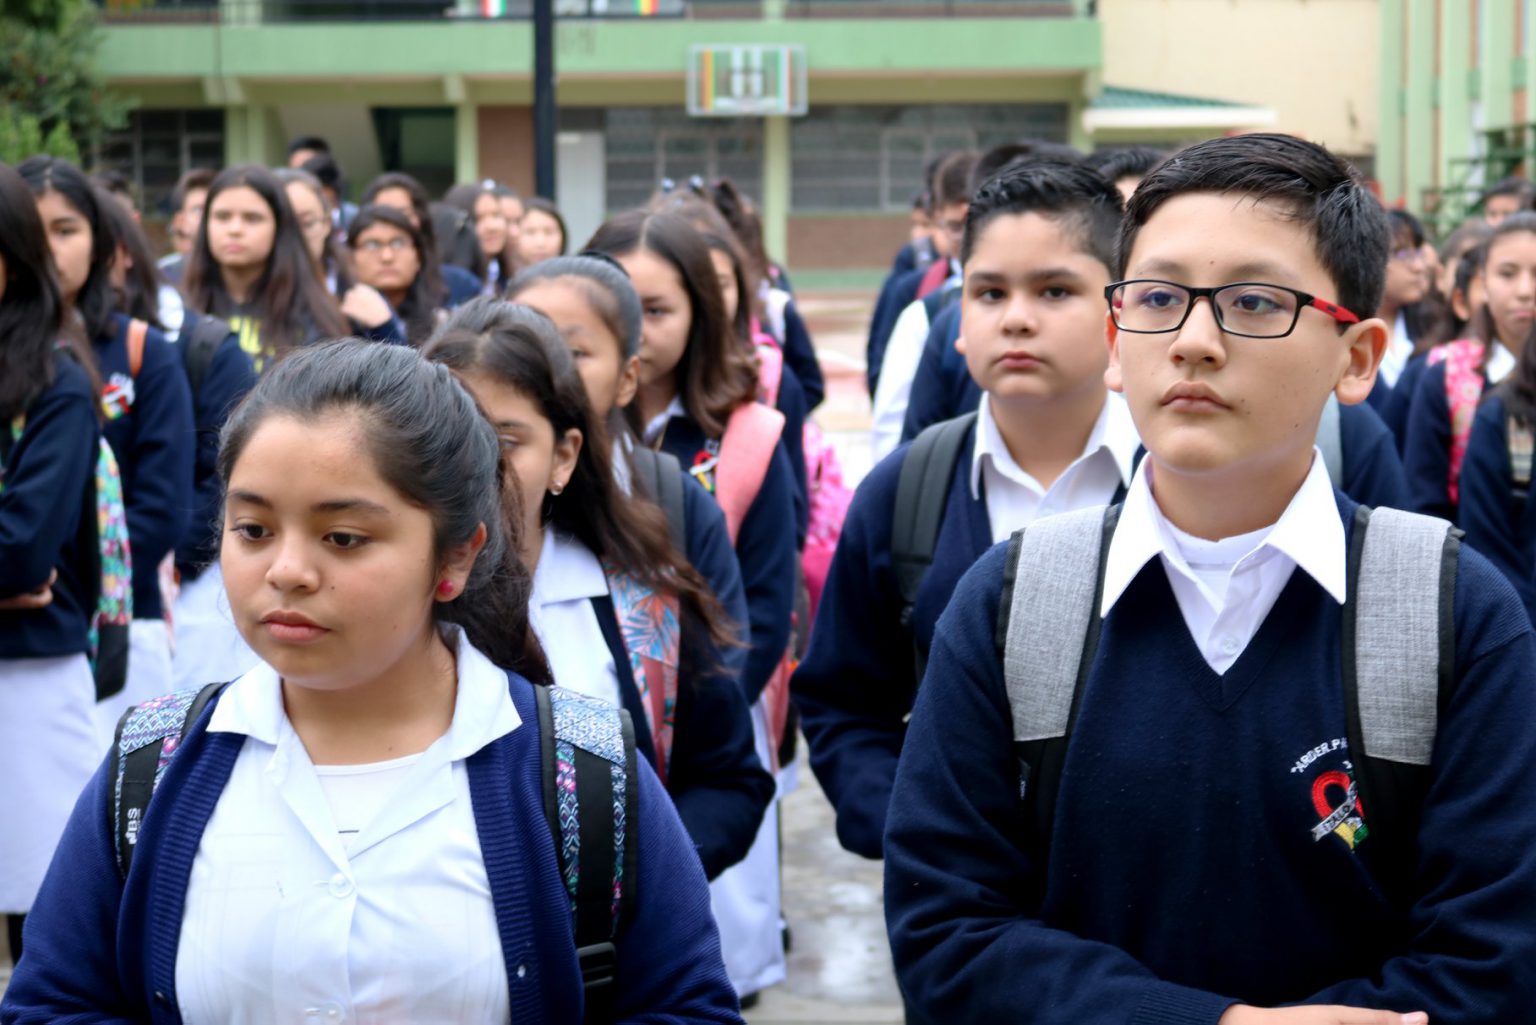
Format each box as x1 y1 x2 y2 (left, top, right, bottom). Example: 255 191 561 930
1378 0 1536 232
90 0 1369 273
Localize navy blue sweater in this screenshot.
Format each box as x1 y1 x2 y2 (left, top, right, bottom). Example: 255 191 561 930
900 302 969 444
593 592 773 879
0 354 100 659
866 264 929 395
886 497 1536 1023
442 264 483 309
793 423 991 858
97 314 195 621
1455 393 1536 623
175 317 258 580
1382 353 1428 450
779 301 825 411
658 413 797 705
774 363 811 546
0 673 743 1024
1402 360 1476 521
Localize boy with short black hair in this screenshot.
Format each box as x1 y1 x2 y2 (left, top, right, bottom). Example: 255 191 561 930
885 134 1536 1024
1481 174 1533 225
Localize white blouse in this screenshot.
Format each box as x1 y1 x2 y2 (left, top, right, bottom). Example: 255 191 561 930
528 529 620 709
175 630 520 1025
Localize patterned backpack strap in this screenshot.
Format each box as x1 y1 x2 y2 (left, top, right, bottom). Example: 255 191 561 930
602 562 680 786
90 439 133 700
536 684 640 1023
1439 339 1486 505
110 682 224 877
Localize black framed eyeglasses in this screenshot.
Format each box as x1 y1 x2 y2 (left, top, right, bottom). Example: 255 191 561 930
1105 279 1361 339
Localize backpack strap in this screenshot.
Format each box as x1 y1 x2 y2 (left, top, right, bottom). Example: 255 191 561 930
754 336 784 408
183 314 232 400
1435 339 1486 505
891 411 977 682
1316 394 1343 484
1342 505 1458 910
715 402 785 546
997 505 1119 858
915 257 950 300
1508 416 1534 520
629 446 688 555
536 684 640 1023
110 682 224 877
601 564 680 786
127 318 149 379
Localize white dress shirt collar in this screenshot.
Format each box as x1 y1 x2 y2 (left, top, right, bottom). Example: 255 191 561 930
969 392 1139 502
1488 341 1517 384
531 529 609 606
641 395 687 445
1102 448 1347 620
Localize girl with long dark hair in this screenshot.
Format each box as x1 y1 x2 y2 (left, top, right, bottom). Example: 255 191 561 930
347 204 447 345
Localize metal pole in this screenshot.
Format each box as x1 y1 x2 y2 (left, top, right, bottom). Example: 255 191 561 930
533 0 557 201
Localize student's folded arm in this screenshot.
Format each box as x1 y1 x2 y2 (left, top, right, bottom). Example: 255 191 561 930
667 663 775 879
792 452 918 859
0 382 96 599
734 442 796 705
1400 362 1457 521
611 757 746 1025
1300 558 1536 1019
1456 399 1536 619
122 337 196 574
885 545 1240 1025
0 758 137 1024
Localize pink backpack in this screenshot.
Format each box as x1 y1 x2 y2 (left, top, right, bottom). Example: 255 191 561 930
751 326 852 623
1425 339 1486 505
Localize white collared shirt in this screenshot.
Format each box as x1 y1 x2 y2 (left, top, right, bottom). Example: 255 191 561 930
1101 452 1347 675
1379 311 1414 388
529 530 619 708
971 393 1140 545
1488 341 1516 384
176 629 519 1025
641 396 687 446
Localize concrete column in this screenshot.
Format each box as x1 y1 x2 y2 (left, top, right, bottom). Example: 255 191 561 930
1404 0 1436 216
456 101 480 185
1438 0 1472 220
762 114 790 267
1379 0 1406 204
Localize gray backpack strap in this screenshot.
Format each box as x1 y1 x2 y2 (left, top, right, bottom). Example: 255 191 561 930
631 446 688 555
892 411 978 680
1316 394 1343 484
995 505 1120 862
1342 504 1459 910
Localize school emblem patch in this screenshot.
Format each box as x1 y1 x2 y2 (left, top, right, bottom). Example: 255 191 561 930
1309 764 1370 851
101 372 135 421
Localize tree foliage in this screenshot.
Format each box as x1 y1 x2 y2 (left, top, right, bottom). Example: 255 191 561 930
0 0 129 164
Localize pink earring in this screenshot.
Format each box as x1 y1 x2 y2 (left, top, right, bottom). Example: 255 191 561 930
438 580 455 598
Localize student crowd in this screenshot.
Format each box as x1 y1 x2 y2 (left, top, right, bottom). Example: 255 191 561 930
1 128 1535 1025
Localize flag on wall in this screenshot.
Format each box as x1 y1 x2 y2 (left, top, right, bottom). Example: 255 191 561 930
481 0 510 14
636 0 659 11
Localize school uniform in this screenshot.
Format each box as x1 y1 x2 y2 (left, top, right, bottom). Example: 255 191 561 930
774 364 811 547
899 301 969 444
871 282 958 461
885 457 1536 1022
777 301 825 412
215 300 407 377
1402 342 1515 520
867 261 953 395
0 630 743 1024
442 264 483 309
1455 394 1536 623
96 314 196 723
529 530 772 879
1382 352 1428 448
795 395 1138 859
0 354 106 914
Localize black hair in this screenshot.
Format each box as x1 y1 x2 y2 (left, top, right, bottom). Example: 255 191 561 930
1418 241 1489 353
272 166 350 287
299 152 344 196
287 135 331 157
971 141 1083 195
1495 216 1536 422
933 151 980 208
170 167 216 215
1472 212 1536 358
520 196 568 257
1386 208 1426 249
961 158 1123 270
0 161 70 421
508 254 643 360
1085 146 1167 186
346 203 446 346
18 156 119 342
91 169 138 212
1119 133 1390 322
360 172 441 259
96 186 166 330
1439 218 1493 265
217 337 549 681
1482 175 1534 209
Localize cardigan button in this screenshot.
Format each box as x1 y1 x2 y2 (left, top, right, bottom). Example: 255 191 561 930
154 991 170 1005
516 964 528 979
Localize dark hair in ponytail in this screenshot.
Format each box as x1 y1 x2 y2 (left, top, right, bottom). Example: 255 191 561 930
96 186 167 330
507 254 643 360
216 338 549 682
422 298 739 675
0 161 70 421
17 156 118 341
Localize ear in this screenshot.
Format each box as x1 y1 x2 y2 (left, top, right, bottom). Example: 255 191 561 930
1104 313 1125 394
551 427 583 494
953 333 967 357
1335 316 1389 406
614 355 641 410
1451 286 1472 323
437 522 488 602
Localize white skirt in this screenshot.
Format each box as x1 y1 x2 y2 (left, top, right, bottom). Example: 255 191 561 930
95 618 175 738
0 653 109 913
708 698 787 997
172 565 259 692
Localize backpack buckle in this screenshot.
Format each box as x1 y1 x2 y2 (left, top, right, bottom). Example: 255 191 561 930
576 941 618 991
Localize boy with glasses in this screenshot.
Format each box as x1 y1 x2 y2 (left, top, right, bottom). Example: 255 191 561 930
885 134 1536 1024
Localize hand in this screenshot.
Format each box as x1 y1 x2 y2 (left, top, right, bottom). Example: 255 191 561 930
1220 1005 1428 1025
339 284 394 330
0 569 56 610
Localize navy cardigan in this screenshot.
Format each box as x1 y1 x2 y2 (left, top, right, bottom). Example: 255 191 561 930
96 314 195 621
0 673 744 1025
1457 393 1536 623
0 353 100 659
1401 360 1477 521
886 496 1536 1023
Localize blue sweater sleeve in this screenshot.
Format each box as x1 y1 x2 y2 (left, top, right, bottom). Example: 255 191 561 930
1338 400 1410 510
681 475 750 678
0 361 97 599
791 447 914 859
178 332 257 577
612 755 746 1024
779 301 825 411
1402 362 1457 520
1457 396 1536 622
1383 355 1426 451
775 366 810 547
885 544 1241 1025
736 441 797 704
900 312 961 444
